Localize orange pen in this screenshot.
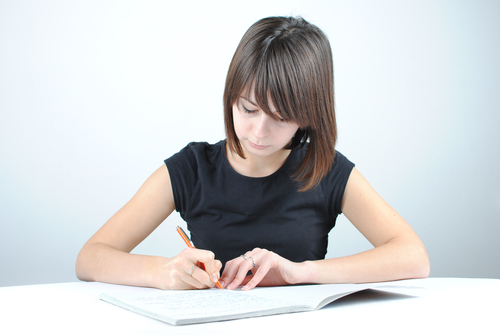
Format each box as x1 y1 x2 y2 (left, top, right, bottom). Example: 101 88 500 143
176 226 223 289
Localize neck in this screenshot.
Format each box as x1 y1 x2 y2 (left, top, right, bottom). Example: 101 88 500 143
226 143 291 178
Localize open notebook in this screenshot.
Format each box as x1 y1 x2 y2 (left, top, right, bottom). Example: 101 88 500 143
100 281 419 326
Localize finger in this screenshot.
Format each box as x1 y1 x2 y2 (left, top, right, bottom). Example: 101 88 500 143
182 248 219 287
213 259 223 283
193 263 218 288
183 248 216 265
226 254 259 290
200 259 223 284
220 255 246 287
242 251 275 291
241 262 271 290
220 263 237 289
220 258 241 289
165 262 206 290
182 264 212 289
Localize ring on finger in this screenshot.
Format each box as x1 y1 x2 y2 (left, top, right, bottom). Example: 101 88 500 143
189 264 195 276
249 256 257 268
240 255 247 260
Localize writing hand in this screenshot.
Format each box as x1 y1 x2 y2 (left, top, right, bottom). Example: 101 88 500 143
220 248 305 291
155 248 222 290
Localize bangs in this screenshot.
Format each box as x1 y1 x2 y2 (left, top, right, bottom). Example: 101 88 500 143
236 39 313 129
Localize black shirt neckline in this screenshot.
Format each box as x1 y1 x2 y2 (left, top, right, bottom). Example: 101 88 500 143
220 139 297 182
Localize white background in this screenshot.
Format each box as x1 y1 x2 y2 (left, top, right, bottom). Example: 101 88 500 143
1 0 498 286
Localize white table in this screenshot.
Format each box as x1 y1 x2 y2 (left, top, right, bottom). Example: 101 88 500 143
1 278 499 334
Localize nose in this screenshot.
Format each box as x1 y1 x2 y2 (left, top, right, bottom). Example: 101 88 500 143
253 112 271 139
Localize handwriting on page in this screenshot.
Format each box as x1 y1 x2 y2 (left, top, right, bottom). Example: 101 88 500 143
125 289 295 318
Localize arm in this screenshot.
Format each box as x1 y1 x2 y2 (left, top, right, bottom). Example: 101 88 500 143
222 167 430 290
303 167 430 284
75 165 222 290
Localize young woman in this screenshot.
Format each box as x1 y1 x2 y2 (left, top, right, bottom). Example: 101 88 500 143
76 16 430 291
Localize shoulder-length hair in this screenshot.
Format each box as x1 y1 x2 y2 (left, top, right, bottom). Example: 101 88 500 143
223 16 337 192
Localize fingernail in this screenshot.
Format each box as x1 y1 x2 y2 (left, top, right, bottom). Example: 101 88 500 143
212 273 218 283
242 285 250 291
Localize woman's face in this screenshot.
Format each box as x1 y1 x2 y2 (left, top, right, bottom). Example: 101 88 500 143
232 91 299 159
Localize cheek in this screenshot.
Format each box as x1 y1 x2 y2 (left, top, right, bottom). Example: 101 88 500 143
280 125 300 141
270 126 298 148
232 108 245 136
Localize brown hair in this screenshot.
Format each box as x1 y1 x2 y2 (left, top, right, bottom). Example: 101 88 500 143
223 16 337 192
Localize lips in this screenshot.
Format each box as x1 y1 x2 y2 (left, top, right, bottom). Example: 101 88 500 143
248 141 269 150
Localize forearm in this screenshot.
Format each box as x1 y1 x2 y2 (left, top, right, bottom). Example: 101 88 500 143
302 237 430 284
75 242 165 288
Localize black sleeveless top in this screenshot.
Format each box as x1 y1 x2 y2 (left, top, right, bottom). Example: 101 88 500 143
165 140 354 266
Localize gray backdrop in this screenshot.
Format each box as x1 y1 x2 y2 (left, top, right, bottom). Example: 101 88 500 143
1 0 499 287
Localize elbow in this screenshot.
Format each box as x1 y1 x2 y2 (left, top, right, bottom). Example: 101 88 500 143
413 260 430 279
409 244 431 279
75 247 93 282
75 253 86 281
419 255 431 279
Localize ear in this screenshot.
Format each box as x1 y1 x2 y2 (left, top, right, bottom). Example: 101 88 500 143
285 128 308 149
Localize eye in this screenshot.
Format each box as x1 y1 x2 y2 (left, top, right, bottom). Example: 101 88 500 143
274 113 286 123
243 105 256 113
239 101 257 114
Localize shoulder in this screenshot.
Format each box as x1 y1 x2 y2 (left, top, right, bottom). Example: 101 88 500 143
164 141 225 215
164 140 226 187
320 149 355 186
293 143 354 172
332 150 355 173
169 141 223 157
315 148 355 214
165 141 225 168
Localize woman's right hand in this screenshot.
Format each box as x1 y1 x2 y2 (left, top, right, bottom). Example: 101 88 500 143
76 165 223 290
154 248 222 290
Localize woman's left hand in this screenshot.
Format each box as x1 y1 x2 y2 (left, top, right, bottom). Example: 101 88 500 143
220 248 307 290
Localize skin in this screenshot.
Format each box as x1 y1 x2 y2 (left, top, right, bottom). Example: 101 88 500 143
227 95 299 178
75 91 430 290
75 163 222 290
